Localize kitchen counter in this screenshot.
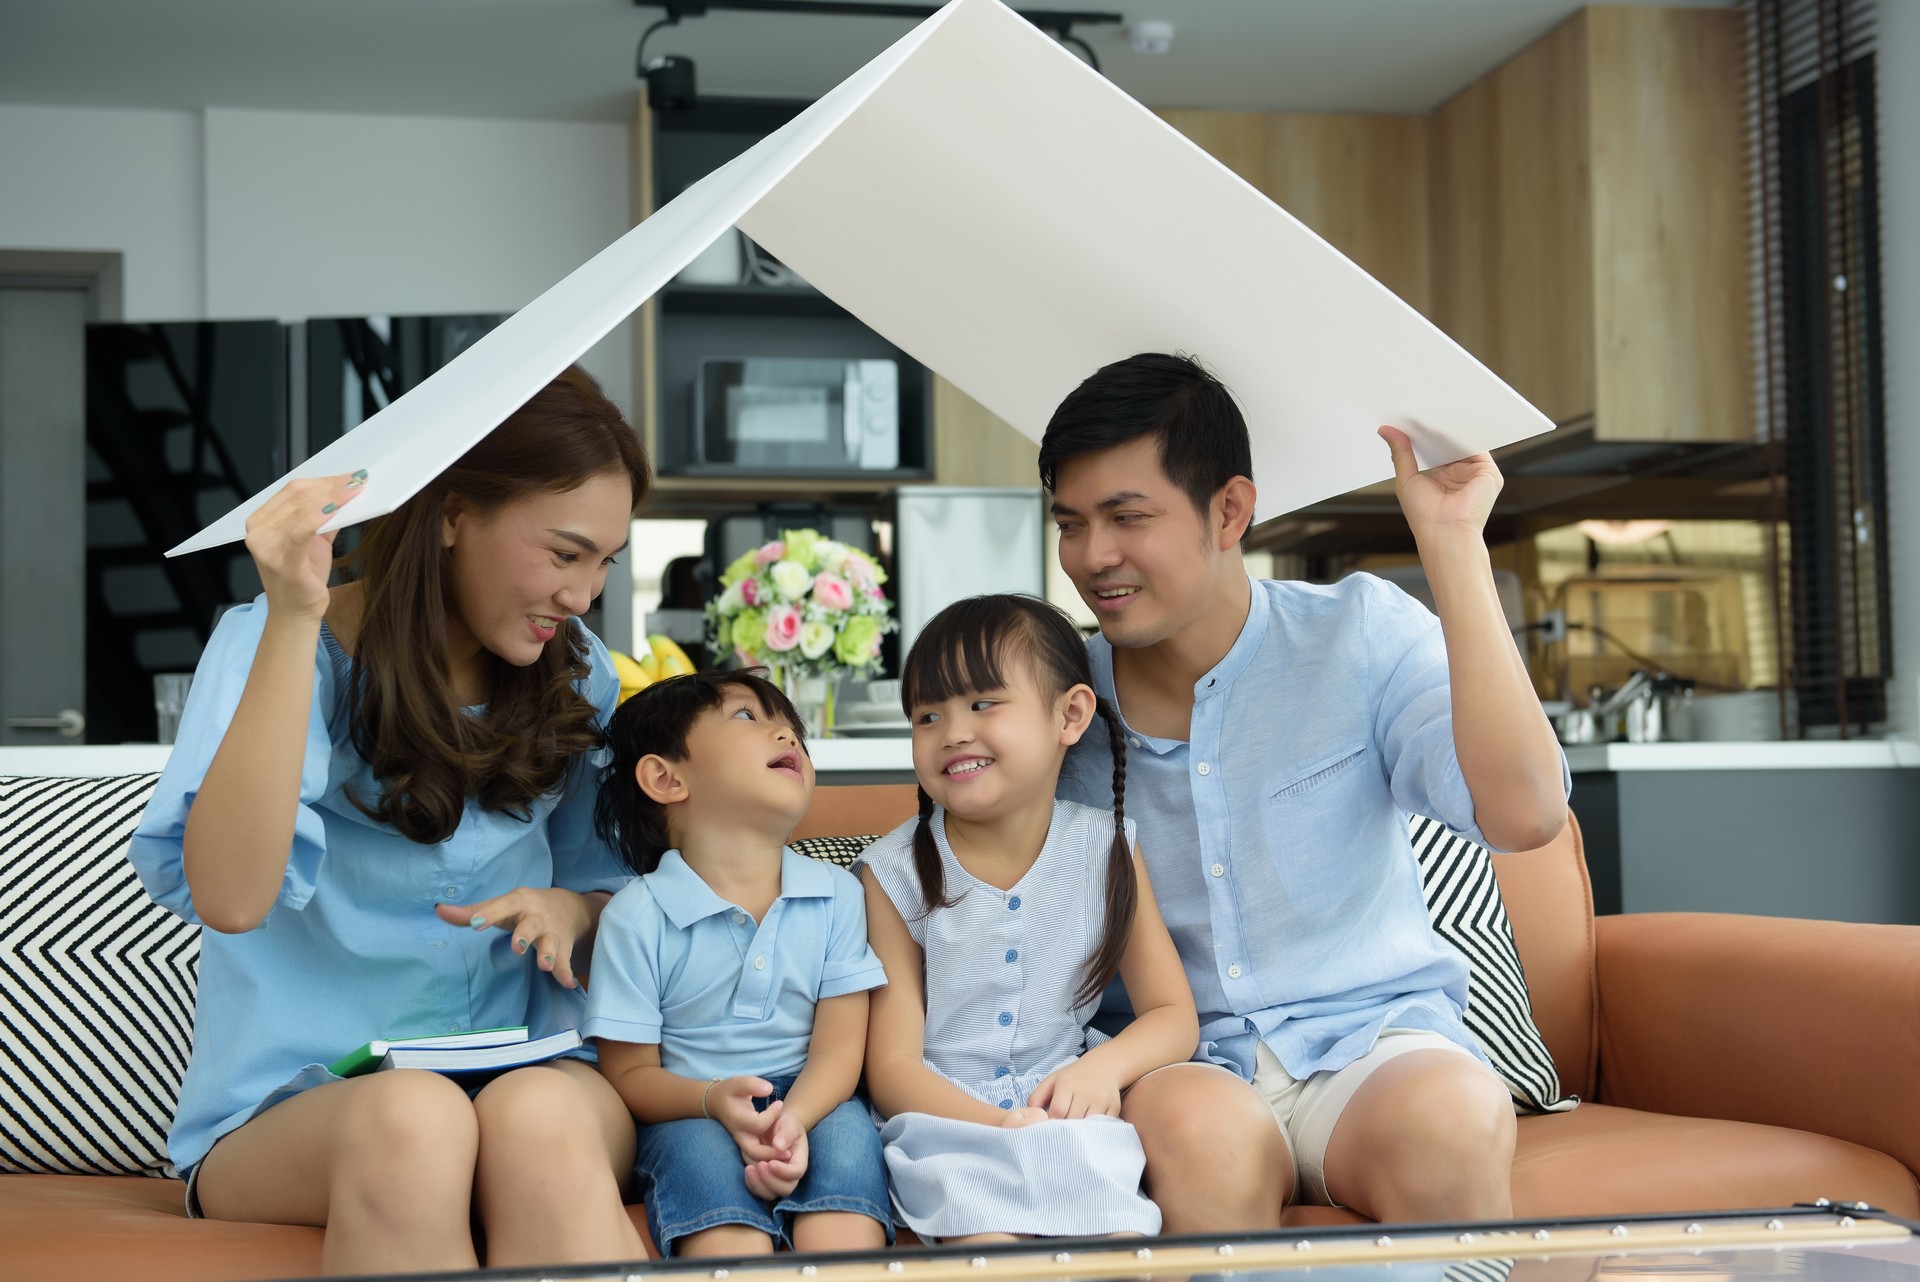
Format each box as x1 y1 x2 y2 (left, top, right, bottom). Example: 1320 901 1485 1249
1563 738 1920 772
1565 735 1920 925
0 738 920 782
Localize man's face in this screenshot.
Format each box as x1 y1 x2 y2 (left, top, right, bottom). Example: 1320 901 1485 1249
1050 435 1224 650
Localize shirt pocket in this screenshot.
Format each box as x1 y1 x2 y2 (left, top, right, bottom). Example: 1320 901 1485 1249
1268 743 1371 801
1257 742 1378 925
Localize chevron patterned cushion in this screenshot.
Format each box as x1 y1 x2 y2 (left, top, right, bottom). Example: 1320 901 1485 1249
793 819 1575 1115
0 773 196 1176
1410 815 1575 1114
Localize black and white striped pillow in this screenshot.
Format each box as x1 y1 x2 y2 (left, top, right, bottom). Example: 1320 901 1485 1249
1411 815 1576 1114
795 820 1575 1115
0 774 198 1176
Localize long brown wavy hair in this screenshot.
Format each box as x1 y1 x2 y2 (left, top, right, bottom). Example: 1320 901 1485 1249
340 365 651 844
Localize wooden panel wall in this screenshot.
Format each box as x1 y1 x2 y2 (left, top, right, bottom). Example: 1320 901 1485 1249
1157 109 1433 317
933 378 1040 488
1427 11 1595 427
1587 6 1753 442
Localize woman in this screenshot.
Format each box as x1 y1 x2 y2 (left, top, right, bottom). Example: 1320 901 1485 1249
131 367 650 1274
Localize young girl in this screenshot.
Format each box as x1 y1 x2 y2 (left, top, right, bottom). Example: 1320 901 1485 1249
587 670 892 1258
129 367 650 1275
859 594 1199 1242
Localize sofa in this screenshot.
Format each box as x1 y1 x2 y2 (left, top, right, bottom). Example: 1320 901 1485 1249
3 777 1916 1281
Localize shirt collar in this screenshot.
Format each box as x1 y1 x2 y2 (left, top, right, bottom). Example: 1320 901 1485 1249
1196 570 1270 700
645 847 837 929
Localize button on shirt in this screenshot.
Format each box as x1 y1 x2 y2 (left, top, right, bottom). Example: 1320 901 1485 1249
128 599 631 1173
583 848 885 1081
1059 573 1570 1082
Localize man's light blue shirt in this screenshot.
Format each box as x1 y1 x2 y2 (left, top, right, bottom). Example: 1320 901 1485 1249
583 847 885 1080
1060 573 1570 1082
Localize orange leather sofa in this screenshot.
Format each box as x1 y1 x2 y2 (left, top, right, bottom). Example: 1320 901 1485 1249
6 786 1916 1279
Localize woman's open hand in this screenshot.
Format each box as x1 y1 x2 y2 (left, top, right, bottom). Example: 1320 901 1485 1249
437 885 593 988
243 470 368 625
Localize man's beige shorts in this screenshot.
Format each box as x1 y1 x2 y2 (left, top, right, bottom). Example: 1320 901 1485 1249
1253 1028 1480 1205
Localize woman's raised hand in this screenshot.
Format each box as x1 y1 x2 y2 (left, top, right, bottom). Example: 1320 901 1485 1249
437 885 593 988
242 470 367 624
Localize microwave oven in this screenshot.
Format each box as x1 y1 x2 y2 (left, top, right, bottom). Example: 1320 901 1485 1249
691 357 900 472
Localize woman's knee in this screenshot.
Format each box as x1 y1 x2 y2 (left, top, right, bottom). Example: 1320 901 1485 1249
331 1071 479 1197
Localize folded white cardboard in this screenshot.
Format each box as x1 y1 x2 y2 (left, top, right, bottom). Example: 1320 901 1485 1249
171 0 1551 557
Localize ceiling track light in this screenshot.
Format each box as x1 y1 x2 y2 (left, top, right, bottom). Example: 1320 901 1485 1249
635 0 1124 86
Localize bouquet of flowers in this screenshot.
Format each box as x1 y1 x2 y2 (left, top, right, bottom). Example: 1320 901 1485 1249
706 528 894 685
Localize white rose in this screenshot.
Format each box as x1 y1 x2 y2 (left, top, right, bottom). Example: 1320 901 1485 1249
799 619 835 660
716 580 746 613
770 559 814 602
813 540 852 577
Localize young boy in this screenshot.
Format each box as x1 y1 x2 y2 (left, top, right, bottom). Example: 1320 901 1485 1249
587 670 891 1257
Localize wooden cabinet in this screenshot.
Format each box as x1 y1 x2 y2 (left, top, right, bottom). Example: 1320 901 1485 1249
1428 6 1751 441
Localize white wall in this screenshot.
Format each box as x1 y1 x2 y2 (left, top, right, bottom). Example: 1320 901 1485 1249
202 108 632 409
0 105 205 318
0 103 634 411
1883 2 1920 736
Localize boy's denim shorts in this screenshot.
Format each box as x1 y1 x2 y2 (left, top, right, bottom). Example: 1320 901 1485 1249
633 1077 892 1254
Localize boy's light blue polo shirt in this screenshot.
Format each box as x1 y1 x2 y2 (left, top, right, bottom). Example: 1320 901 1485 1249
584 847 885 1080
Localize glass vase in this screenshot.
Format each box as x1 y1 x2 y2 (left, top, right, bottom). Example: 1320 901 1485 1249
774 662 838 739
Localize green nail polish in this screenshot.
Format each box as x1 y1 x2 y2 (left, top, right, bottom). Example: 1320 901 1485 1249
351 468 368 481
345 476 364 490
321 502 338 514
469 915 487 929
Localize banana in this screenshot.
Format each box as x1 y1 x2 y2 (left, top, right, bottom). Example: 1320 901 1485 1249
610 650 654 704
648 634 697 678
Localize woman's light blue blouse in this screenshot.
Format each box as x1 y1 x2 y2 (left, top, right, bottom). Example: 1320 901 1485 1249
128 597 630 1173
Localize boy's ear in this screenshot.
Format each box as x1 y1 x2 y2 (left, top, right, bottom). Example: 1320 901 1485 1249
1057 683 1099 748
634 754 688 807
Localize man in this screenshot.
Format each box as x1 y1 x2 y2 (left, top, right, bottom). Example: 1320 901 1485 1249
1048 353 1569 1227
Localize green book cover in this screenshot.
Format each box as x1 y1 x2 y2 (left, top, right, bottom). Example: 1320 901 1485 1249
328 1025 528 1078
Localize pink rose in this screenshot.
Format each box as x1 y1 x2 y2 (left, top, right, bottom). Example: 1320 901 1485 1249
811 573 853 612
755 540 786 567
740 576 761 606
764 604 802 652
865 584 884 600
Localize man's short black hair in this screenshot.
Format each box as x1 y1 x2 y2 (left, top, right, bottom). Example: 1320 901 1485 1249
1037 352 1254 535
592 669 806 875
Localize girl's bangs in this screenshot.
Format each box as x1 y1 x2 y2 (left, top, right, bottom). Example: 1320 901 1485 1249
900 606 1030 712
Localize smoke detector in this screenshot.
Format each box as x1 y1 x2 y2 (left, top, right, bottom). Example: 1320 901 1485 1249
1127 20 1174 55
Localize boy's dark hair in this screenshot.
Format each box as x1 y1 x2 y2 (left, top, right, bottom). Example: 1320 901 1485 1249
1037 352 1254 542
594 670 807 876
900 594 1133 1010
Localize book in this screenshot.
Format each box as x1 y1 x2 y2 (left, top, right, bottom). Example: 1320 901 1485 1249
329 1025 532 1078
382 1029 583 1076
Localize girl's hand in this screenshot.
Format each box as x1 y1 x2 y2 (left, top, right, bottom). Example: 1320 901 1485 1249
243 471 368 625
437 886 592 988
1378 425 1502 542
1027 1060 1122 1119
999 1105 1050 1128
742 1129 808 1201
